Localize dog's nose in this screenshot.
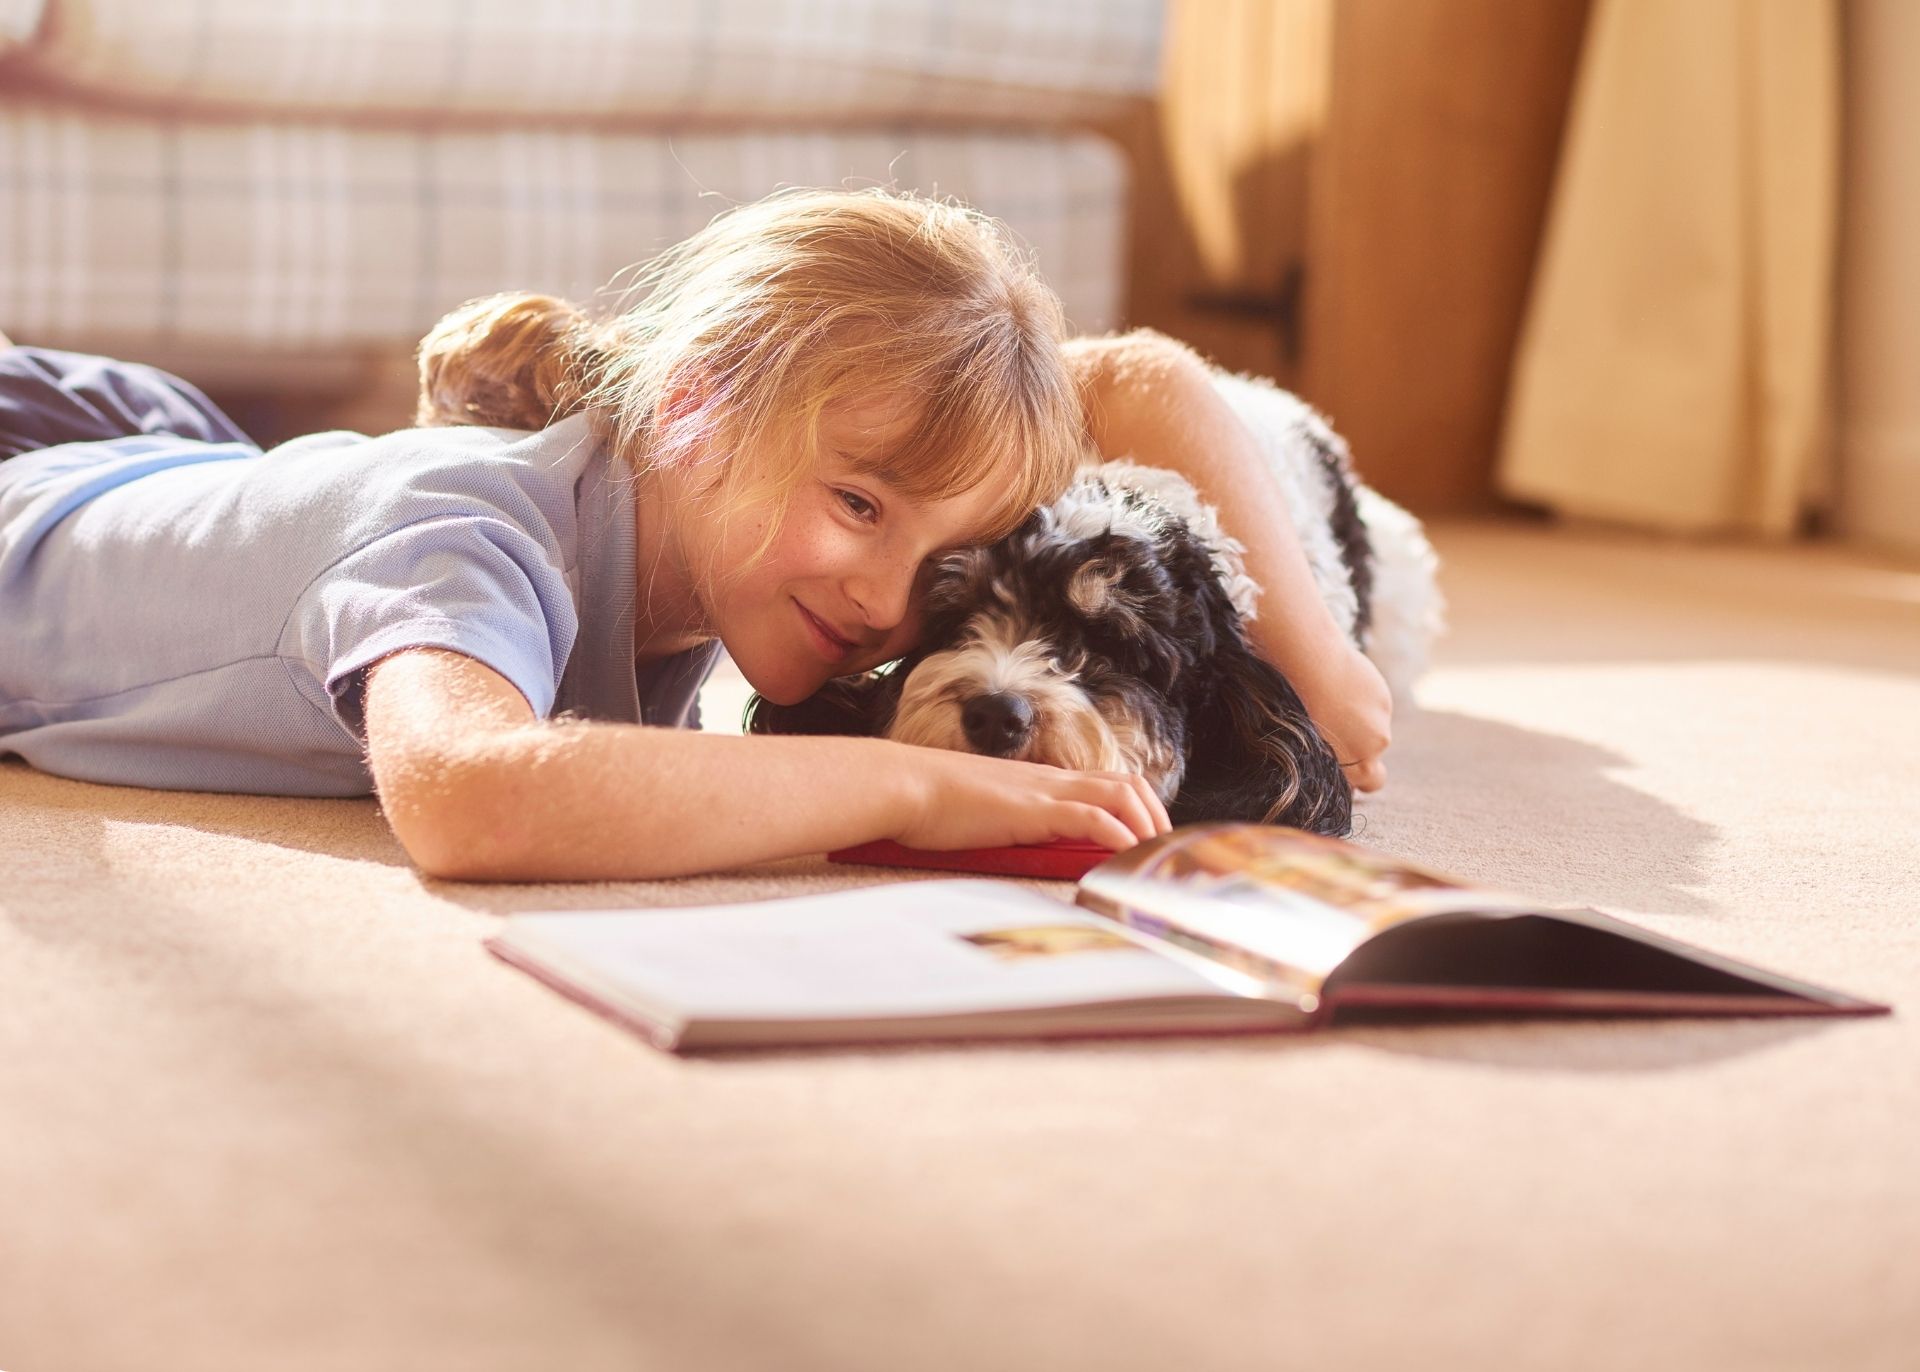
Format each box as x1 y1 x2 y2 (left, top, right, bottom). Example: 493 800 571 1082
961 692 1034 756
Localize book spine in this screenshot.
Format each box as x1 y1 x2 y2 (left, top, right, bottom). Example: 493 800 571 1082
1073 885 1326 1017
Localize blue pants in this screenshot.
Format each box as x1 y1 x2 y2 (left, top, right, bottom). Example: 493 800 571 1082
0 346 253 458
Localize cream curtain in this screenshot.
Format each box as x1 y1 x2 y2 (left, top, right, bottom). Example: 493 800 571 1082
1496 0 1841 537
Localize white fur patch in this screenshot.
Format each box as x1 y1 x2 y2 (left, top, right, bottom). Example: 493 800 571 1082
1351 485 1448 699
1050 480 1169 545
1202 374 1356 634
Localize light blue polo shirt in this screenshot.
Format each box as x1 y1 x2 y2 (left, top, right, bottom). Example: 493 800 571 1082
0 414 721 796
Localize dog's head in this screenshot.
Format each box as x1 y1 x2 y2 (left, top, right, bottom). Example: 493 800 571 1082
747 467 1352 835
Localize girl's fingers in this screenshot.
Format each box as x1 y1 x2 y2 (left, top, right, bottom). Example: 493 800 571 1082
1064 772 1158 843
1130 773 1172 833
1091 770 1169 837
1063 802 1139 852
1121 777 1165 838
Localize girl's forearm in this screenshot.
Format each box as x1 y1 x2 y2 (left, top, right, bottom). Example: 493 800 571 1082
431 726 920 882
370 648 1169 882
1064 332 1354 681
1064 331 1394 790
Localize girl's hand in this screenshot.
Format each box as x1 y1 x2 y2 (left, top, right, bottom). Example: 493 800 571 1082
1298 647 1393 793
890 747 1172 852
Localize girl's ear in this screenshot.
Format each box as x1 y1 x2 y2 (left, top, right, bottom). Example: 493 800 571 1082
650 368 716 442
1170 636 1353 836
743 669 903 738
650 370 736 511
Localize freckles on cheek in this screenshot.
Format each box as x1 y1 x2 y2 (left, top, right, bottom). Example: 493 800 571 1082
786 520 842 566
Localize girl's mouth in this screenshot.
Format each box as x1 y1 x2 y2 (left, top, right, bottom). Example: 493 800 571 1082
795 599 856 661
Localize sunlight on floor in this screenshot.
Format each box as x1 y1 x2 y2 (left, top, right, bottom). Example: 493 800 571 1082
698 652 754 735
1824 567 1920 605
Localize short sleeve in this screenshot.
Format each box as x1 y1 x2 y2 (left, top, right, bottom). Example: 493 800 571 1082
280 514 580 735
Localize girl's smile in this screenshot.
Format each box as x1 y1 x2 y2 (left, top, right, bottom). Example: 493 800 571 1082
795 597 858 662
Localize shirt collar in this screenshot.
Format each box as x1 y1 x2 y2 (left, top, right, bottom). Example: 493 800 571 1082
556 431 719 726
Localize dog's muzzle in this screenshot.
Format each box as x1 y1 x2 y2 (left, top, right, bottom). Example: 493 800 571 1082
960 691 1034 757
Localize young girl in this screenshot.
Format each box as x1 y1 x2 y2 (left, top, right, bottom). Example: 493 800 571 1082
0 188 1390 881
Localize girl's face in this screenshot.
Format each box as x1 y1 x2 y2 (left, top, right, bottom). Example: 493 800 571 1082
681 391 1010 706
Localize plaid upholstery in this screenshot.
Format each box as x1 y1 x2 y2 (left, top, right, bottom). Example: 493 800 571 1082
23 0 1163 122
0 0 44 47
0 102 1130 350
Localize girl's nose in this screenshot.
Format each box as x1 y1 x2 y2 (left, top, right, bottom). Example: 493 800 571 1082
848 557 922 633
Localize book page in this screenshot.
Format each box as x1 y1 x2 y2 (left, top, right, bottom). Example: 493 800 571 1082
1079 826 1560 1002
1074 827 1888 1022
494 881 1241 1024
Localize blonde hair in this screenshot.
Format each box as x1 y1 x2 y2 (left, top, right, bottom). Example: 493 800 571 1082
415 187 1090 576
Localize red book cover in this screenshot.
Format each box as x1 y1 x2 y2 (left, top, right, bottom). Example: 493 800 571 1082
489 825 1891 1053
828 837 1114 881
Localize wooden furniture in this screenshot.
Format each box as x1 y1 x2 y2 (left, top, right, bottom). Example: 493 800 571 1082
1099 0 1592 514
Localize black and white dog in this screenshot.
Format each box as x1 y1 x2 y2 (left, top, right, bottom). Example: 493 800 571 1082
748 371 1445 837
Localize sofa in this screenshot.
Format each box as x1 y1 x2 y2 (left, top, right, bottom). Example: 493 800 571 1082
0 0 1160 401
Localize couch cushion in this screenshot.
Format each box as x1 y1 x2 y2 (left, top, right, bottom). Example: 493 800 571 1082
21 0 1162 121
0 101 1129 352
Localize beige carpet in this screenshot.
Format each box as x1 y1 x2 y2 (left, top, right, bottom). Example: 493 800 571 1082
3 516 1916 1372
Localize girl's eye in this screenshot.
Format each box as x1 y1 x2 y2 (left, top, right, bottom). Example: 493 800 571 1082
836 489 879 523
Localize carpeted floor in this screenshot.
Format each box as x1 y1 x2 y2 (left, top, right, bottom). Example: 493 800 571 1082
3 516 1916 1372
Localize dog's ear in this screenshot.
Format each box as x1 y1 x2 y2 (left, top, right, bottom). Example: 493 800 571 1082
744 670 903 738
1171 636 1353 836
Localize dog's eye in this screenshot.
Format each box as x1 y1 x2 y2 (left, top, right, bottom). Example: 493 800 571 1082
923 564 976 616
1084 618 1180 686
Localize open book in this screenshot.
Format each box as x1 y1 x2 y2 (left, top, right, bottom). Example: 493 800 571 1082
485 825 1889 1052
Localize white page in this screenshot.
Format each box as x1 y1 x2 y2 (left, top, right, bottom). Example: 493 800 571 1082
497 881 1236 1022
